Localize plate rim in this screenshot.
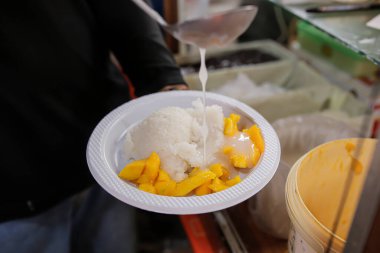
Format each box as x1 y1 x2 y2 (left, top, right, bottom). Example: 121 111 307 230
86 90 281 214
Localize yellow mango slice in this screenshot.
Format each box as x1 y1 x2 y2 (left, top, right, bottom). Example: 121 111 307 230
226 176 241 187
139 183 156 194
222 146 234 155
139 152 160 183
209 164 223 177
224 113 240 137
195 180 212 196
209 178 229 192
224 118 235 136
155 180 176 196
118 160 146 181
244 125 264 153
231 154 248 169
189 167 200 177
230 113 240 125
174 170 216 197
250 146 261 166
156 169 171 182
136 174 151 184
220 167 230 181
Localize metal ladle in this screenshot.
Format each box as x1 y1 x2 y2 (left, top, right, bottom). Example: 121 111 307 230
131 0 258 48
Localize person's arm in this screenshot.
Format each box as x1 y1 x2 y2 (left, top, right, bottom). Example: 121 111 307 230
86 0 186 96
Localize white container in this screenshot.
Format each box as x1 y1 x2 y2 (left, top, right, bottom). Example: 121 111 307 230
285 138 377 253
176 40 297 92
177 40 367 123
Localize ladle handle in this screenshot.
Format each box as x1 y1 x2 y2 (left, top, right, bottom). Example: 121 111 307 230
131 0 168 27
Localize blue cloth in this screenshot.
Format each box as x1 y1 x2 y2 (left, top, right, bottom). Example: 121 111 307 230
0 186 136 253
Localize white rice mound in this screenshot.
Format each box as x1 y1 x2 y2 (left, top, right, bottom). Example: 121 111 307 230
125 99 224 182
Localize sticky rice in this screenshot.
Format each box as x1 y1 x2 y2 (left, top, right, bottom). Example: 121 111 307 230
125 100 224 182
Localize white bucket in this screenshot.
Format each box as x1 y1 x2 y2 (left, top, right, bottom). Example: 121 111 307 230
285 138 377 253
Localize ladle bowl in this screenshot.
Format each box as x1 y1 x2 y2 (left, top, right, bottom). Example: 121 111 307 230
131 0 258 48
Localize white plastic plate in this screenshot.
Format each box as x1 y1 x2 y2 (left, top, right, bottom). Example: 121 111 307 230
86 90 280 214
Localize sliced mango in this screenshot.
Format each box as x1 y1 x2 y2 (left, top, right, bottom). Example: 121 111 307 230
155 180 176 196
139 152 160 183
244 125 264 153
174 170 216 197
224 113 240 137
222 146 234 155
118 160 146 181
231 154 248 169
189 167 200 177
209 178 229 192
209 164 223 177
230 113 240 125
250 146 261 167
195 180 212 196
220 167 230 181
156 169 171 182
226 176 241 187
136 174 151 184
224 118 235 136
139 183 156 194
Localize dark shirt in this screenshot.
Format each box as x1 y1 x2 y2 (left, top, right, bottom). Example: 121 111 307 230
0 0 184 221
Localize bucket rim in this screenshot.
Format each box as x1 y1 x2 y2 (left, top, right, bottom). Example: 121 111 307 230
285 162 328 251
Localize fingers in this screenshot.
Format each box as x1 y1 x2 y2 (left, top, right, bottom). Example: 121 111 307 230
160 84 189 91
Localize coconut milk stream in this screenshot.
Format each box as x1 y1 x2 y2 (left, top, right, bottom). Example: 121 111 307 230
199 48 208 167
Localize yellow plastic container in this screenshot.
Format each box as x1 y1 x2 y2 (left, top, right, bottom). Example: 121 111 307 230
285 138 377 253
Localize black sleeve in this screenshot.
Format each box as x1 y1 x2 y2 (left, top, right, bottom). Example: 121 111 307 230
86 0 185 96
